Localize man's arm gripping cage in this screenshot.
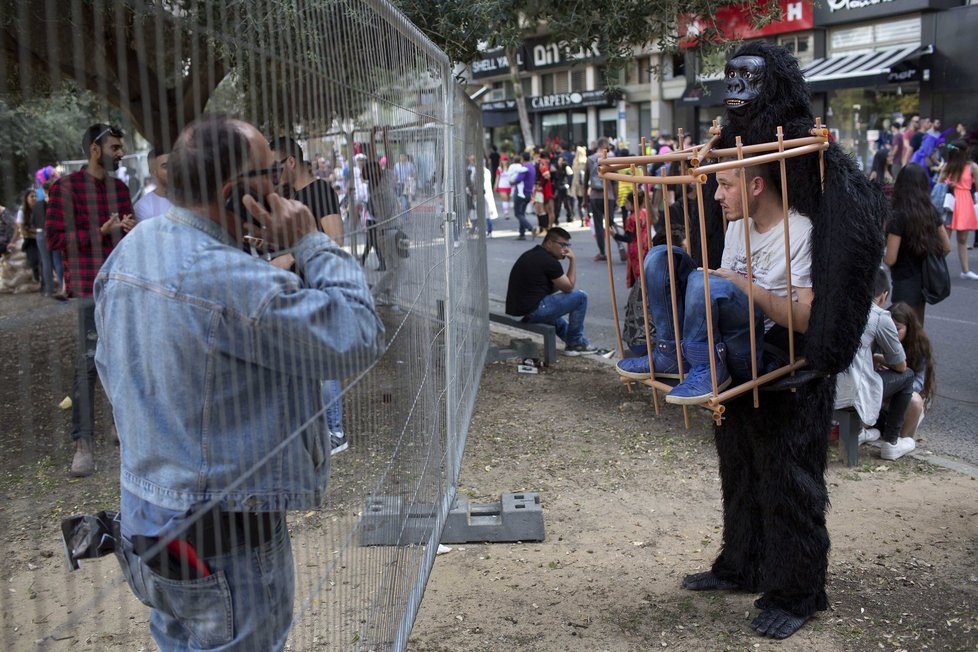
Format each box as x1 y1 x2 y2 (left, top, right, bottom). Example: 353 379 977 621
601 119 830 425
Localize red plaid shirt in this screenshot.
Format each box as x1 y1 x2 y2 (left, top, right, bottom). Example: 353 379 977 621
46 169 133 297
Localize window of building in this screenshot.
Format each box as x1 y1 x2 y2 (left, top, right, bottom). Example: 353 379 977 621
570 69 586 91
829 16 921 55
627 57 652 85
599 107 618 139
555 71 570 94
778 33 814 64
521 78 532 98
638 102 652 144
541 72 555 96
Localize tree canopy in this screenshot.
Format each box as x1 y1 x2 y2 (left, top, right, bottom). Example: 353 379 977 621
395 0 781 146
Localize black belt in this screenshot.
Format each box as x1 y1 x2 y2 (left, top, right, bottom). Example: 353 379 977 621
131 509 282 579
185 509 282 558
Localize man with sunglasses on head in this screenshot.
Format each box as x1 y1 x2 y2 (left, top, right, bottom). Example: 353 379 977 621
505 226 598 355
46 123 134 477
93 115 384 650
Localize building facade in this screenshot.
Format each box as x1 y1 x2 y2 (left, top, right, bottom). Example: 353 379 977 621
471 1 977 161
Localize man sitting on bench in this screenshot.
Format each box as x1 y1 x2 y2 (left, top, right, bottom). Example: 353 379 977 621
616 164 814 403
505 227 598 356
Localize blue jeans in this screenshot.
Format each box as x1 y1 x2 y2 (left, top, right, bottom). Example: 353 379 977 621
513 195 533 236
116 515 294 651
72 298 100 441
589 197 607 256
36 230 63 294
524 290 589 346
644 245 763 375
323 379 343 432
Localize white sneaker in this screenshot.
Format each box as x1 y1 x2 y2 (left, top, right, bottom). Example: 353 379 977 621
857 427 880 445
880 437 916 460
960 271 978 280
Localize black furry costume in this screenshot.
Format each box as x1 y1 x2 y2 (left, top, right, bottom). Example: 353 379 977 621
685 43 886 638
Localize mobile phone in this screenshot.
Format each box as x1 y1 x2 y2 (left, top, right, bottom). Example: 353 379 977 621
225 182 270 230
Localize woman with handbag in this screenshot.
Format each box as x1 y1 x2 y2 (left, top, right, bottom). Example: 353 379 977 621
885 163 951 323
940 140 978 280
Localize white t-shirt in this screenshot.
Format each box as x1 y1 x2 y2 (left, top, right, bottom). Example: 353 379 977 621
133 191 173 223
720 209 813 330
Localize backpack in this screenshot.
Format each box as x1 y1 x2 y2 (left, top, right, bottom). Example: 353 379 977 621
588 155 604 190
921 251 951 304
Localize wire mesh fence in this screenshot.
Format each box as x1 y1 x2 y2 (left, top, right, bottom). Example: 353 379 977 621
0 0 487 649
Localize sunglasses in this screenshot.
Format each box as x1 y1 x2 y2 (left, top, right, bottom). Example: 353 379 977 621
240 158 287 183
94 125 124 143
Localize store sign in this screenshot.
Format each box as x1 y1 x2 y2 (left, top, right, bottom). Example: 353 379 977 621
814 0 962 26
523 37 602 71
528 90 614 112
482 99 518 112
680 0 814 46
471 48 525 79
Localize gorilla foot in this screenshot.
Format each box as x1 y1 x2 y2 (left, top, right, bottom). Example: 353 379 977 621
751 607 808 640
682 571 740 592
753 594 772 610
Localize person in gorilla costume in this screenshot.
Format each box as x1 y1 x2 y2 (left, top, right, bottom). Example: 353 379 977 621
679 43 886 639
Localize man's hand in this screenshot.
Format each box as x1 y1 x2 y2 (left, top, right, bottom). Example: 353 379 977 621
100 213 124 238
708 267 749 292
120 213 136 233
563 244 576 262
243 193 316 250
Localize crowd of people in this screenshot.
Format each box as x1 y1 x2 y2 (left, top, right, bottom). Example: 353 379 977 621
493 116 967 462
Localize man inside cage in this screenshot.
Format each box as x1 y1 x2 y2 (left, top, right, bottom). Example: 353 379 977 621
94 115 385 650
505 226 598 355
616 163 813 404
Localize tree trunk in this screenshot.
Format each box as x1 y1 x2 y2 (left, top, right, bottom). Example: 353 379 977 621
506 46 534 150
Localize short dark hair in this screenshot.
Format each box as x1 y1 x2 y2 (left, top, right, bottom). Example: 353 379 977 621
544 226 571 243
521 151 531 162
82 123 124 154
268 136 305 163
148 146 169 160
168 115 254 207
874 265 891 298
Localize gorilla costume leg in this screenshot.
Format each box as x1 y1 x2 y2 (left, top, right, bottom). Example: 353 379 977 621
707 377 833 639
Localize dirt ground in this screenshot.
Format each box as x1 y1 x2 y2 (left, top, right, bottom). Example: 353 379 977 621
408 350 978 652
1 293 976 651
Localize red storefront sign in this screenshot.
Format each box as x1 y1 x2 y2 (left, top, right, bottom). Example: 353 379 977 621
681 0 814 46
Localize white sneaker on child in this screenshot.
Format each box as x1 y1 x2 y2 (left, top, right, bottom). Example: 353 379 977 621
857 427 880 445
880 437 916 460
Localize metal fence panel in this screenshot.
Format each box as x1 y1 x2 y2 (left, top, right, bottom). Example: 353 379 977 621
0 1 487 649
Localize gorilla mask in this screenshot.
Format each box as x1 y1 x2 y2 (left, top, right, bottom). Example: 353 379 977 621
724 55 765 111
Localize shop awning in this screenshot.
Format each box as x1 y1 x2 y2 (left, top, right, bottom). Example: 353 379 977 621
482 110 519 128
800 44 927 92
680 43 931 107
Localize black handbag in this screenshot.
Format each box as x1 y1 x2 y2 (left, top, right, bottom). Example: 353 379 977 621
921 252 950 304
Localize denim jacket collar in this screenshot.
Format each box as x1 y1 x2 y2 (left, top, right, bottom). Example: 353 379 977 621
167 205 238 248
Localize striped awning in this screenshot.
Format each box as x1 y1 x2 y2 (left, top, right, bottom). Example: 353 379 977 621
800 44 925 90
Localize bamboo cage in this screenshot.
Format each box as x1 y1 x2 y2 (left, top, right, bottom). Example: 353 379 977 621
601 119 830 426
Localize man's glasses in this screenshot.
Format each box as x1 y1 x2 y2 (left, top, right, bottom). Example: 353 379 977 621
240 159 285 183
554 241 571 249
94 125 124 144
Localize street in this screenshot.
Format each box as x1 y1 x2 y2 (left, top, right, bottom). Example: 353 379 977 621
486 211 978 466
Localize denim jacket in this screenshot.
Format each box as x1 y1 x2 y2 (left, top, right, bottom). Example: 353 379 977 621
94 207 385 513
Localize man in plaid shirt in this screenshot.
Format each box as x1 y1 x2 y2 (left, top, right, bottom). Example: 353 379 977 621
46 123 134 476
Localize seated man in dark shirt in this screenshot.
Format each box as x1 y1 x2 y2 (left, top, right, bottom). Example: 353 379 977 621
505 227 597 355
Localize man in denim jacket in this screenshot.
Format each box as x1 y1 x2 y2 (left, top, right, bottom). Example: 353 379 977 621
94 116 385 650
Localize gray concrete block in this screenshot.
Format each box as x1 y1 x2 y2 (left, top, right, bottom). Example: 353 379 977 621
358 492 545 546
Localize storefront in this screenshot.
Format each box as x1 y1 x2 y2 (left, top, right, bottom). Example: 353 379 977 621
808 0 962 167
